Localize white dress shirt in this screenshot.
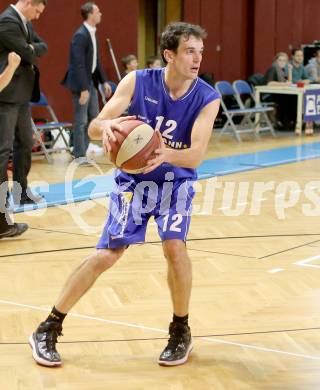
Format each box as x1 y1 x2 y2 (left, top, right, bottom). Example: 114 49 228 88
84 22 97 74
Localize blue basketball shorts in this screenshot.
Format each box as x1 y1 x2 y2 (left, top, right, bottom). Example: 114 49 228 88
96 176 195 249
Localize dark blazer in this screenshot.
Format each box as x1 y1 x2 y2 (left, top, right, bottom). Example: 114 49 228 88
61 24 107 93
0 6 47 104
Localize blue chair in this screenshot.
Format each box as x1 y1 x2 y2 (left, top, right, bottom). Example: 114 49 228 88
30 92 73 162
215 81 260 142
233 80 275 137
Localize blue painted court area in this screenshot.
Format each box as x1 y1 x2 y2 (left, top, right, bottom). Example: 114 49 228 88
12 141 320 213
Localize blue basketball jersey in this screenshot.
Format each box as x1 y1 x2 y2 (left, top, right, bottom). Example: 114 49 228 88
98 69 219 249
117 68 220 183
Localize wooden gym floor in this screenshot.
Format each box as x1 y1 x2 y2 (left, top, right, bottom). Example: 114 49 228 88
1 133 320 389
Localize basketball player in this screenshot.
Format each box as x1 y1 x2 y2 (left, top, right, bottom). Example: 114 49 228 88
30 22 220 367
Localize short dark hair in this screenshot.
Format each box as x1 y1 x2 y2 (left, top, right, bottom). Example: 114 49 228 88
291 48 303 56
160 22 207 64
146 55 160 67
121 54 137 69
81 2 95 21
32 0 47 5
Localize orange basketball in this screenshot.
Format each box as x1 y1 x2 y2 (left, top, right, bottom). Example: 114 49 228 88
107 119 159 174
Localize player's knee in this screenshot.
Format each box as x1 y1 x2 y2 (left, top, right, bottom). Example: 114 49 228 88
163 241 187 265
90 248 124 274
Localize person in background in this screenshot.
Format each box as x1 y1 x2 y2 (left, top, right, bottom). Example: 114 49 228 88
305 49 320 82
0 52 28 239
289 48 310 85
61 2 113 166
0 0 48 205
264 52 296 131
146 55 161 69
264 52 292 86
121 54 138 78
288 48 313 135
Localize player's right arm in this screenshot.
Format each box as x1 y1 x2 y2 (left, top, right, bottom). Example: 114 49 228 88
88 71 136 150
0 52 21 92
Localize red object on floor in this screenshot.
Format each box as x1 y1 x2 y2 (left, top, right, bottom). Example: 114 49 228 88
32 118 47 152
7 160 13 174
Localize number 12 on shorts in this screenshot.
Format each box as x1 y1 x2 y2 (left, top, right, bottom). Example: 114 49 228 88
162 213 183 232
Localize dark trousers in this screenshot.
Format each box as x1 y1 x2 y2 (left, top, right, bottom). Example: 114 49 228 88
0 211 12 233
0 102 34 197
273 94 297 126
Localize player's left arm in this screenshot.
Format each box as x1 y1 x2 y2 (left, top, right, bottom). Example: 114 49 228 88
144 98 220 173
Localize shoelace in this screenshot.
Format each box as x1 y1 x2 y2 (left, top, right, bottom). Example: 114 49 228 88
44 329 63 351
166 329 185 350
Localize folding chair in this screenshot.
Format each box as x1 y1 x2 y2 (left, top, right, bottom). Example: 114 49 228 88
233 80 276 137
30 92 73 163
215 81 260 142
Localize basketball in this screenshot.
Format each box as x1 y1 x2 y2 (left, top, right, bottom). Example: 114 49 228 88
107 119 160 173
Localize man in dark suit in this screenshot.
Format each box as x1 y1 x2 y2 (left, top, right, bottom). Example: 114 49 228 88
61 2 112 165
0 0 47 206
0 51 28 238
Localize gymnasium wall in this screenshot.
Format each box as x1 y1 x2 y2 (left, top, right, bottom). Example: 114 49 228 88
184 0 320 82
184 0 252 83
1 0 320 120
253 0 320 74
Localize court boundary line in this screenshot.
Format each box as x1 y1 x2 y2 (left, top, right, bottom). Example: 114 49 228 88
1 299 320 361
30 227 94 237
149 242 257 259
2 233 320 259
259 239 320 259
2 325 320 345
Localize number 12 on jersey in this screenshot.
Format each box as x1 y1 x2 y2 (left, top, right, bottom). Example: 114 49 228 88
155 116 177 140
162 213 183 232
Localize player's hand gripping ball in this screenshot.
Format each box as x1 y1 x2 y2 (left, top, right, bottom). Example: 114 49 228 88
106 119 160 173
